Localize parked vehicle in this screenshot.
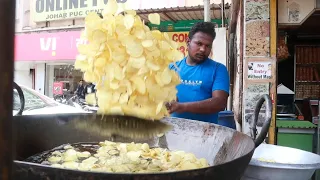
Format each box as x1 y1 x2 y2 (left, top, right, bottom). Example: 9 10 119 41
13 85 89 116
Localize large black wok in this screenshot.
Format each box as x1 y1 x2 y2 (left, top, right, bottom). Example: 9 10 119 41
12 95 272 180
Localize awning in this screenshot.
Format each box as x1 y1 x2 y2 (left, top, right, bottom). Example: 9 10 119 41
136 3 231 22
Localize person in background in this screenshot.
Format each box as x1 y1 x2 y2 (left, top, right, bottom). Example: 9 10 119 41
75 80 85 99
84 82 96 95
166 22 230 124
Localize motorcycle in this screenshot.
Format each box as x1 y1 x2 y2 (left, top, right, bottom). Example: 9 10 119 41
53 94 67 104
67 95 98 113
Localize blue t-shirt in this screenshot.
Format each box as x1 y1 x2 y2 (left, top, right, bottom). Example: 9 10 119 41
169 57 230 124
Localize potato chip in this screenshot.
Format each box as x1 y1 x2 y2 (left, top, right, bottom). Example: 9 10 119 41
151 30 162 40
112 91 121 103
137 65 149 75
85 93 97 105
133 27 146 40
75 6 182 120
146 60 160 71
92 30 107 43
94 57 107 67
124 14 135 29
130 76 146 95
148 13 160 25
110 80 120 90
125 10 137 16
142 40 153 48
112 51 127 64
112 63 125 80
109 106 124 115
163 32 170 41
103 0 118 16
119 93 129 104
161 68 172 85
47 140 209 172
126 43 144 58
156 101 163 115
128 56 146 69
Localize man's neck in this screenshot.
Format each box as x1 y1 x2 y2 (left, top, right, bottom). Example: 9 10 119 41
186 56 206 66
186 56 197 66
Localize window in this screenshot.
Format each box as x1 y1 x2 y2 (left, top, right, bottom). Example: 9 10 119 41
13 86 57 112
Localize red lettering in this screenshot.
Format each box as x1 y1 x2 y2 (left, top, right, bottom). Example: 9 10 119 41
172 33 189 43
179 46 187 57
172 34 178 42
178 34 184 42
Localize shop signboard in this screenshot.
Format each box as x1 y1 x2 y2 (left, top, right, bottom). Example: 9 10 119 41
15 30 188 61
148 19 227 32
32 0 127 22
31 0 186 22
53 81 63 95
15 31 82 61
167 32 189 57
15 28 226 63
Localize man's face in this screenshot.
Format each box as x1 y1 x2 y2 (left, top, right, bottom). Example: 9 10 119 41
79 81 83 86
187 32 213 64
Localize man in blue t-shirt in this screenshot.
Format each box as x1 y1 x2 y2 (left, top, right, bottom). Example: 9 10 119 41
166 22 230 124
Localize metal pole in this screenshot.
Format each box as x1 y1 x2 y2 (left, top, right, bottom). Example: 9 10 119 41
0 0 15 179
221 0 225 27
203 0 211 22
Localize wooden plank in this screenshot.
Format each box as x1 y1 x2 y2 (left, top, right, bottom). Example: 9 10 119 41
268 0 278 145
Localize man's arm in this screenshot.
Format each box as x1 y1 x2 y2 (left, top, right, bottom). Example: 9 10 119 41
181 90 228 114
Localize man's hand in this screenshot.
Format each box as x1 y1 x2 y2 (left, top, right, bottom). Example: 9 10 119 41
165 101 185 114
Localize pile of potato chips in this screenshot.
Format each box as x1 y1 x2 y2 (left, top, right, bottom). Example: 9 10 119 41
48 140 209 172
74 0 183 120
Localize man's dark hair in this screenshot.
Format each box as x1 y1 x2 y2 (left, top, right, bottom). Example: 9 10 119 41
188 22 216 40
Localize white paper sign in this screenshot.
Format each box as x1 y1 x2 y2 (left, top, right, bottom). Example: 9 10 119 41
247 62 272 79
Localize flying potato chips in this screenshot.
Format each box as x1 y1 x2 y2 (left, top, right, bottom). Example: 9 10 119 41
75 0 183 120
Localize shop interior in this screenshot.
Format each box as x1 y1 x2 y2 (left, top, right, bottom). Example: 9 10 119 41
45 64 84 98
277 10 320 157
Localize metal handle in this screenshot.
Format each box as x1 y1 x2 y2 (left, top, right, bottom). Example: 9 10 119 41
13 82 25 116
250 94 272 147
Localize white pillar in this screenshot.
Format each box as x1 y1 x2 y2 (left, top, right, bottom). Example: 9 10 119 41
45 64 55 97
35 63 45 94
203 0 211 22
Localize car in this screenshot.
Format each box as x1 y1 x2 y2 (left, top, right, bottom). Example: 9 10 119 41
13 84 88 116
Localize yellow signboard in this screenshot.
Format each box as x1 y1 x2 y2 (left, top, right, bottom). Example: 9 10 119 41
166 32 189 57
32 0 128 22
